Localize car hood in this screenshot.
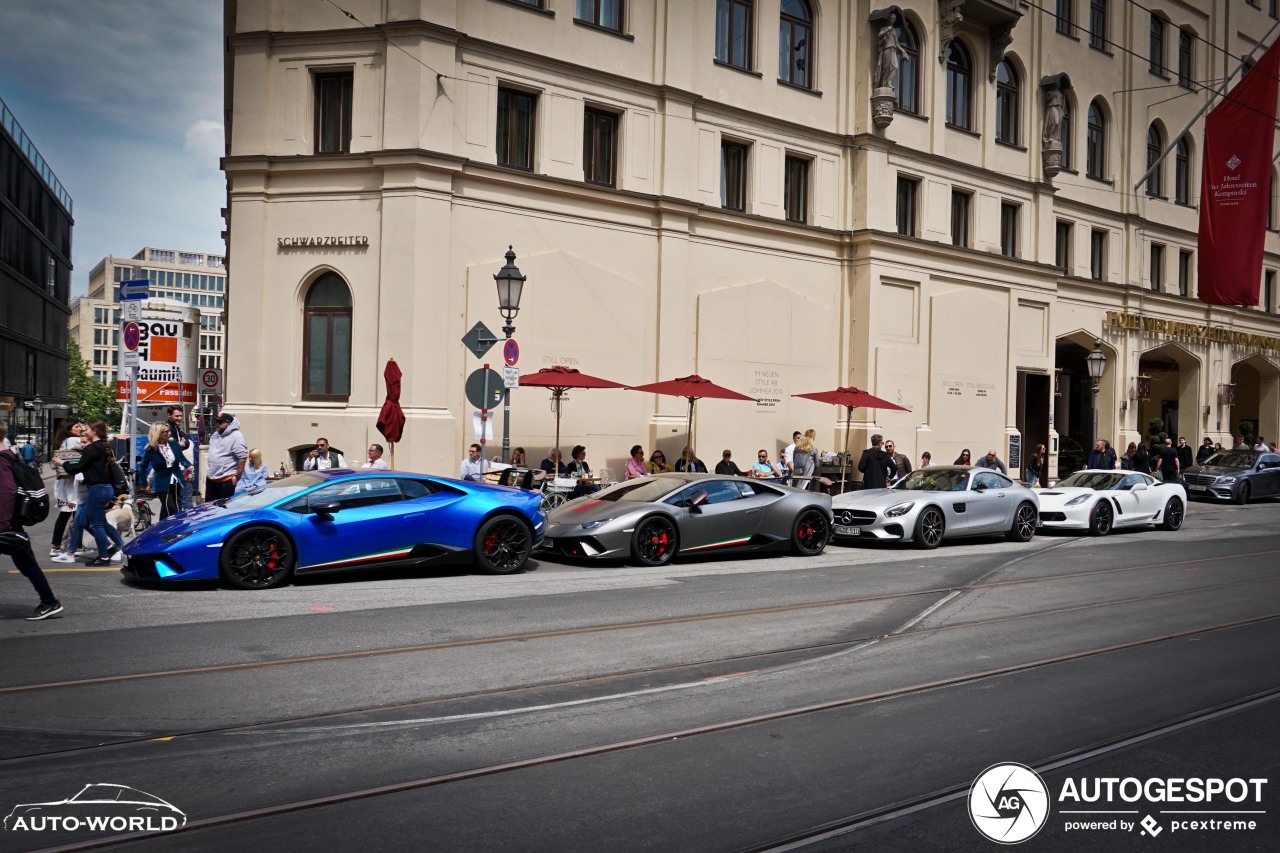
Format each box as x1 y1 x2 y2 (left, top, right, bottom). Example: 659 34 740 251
832 488 918 509
546 497 651 527
1184 465 1249 476
1037 487 1100 502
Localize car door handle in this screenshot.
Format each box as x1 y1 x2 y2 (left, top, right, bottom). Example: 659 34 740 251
745 509 761 515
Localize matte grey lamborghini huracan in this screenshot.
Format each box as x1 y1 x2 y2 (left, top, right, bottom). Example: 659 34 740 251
539 474 833 566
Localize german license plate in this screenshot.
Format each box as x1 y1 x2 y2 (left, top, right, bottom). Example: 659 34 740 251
1187 484 1206 492
833 525 861 537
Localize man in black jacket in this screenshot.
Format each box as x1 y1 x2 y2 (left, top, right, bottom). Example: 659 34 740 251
857 434 895 489
1195 437 1215 464
1176 436 1194 471
0 423 62 620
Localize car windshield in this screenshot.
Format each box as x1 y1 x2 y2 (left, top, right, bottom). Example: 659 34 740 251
896 469 969 491
1202 452 1258 470
219 473 325 509
593 477 685 503
1057 472 1127 490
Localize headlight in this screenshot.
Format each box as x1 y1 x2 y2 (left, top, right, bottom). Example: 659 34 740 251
1218 477 1236 484
161 530 196 544
1065 495 1092 506
580 518 615 530
885 502 915 517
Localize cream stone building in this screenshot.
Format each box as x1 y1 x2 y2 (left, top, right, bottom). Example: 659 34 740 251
222 0 1280 481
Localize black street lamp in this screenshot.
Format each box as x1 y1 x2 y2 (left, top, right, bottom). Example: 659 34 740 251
493 246 526 464
1086 338 1107 447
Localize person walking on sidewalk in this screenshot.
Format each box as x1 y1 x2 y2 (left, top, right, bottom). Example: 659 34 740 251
50 420 126 567
0 423 62 620
48 419 83 557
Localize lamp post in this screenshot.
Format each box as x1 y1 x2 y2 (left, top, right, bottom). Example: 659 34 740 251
493 246 526 464
1086 338 1107 450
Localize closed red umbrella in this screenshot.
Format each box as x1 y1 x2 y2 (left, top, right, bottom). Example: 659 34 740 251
793 387 910 490
377 358 405 468
519 366 628 460
630 374 756 454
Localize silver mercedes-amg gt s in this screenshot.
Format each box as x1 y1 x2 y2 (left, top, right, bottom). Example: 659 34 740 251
539 474 833 566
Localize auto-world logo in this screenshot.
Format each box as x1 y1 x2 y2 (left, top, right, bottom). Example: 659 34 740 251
1227 154 1242 171
4 784 185 833
969 763 1051 844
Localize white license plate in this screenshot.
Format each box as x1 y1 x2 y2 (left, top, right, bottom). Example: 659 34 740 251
833 525 862 537
1187 484 1206 492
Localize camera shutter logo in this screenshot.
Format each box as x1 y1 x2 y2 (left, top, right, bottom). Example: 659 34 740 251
969 763 1050 844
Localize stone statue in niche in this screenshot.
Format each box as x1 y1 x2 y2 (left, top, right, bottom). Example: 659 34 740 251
1043 88 1064 147
875 13 909 90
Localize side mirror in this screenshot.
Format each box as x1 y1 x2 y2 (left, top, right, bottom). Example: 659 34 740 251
973 482 987 492
685 490 710 512
1131 483 1147 491
311 501 342 521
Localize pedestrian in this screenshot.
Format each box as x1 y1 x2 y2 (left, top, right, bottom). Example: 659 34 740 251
1176 437 1194 471
954 448 972 466
1126 441 1150 475
205 413 248 501
1026 444 1047 488
1086 439 1116 470
647 450 672 474
48 419 83 557
165 406 195 510
362 444 390 470
238 448 269 490
919 451 932 468
857 434 894 489
1195 438 1215 464
884 440 912 484
674 447 707 473
50 420 126 566
715 449 744 476
140 422 192 519
1156 437 1180 483
792 430 818 488
625 445 647 480
1233 435 1248 450
974 448 1008 474
1 423 62 620
18 438 36 468
782 431 801 474
460 443 488 481
303 436 346 470
1254 436 1270 452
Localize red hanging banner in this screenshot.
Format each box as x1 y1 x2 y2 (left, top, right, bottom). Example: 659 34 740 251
1197 40 1280 306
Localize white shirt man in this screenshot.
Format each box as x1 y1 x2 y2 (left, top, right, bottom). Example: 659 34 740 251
1254 438 1270 452
781 431 801 473
303 438 346 470
460 443 487 481
362 444 390 469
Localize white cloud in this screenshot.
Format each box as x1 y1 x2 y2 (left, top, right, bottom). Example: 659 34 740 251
184 119 225 176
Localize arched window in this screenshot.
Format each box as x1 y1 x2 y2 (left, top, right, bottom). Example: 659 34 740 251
1146 124 1165 197
303 272 352 401
897 20 920 114
946 41 972 130
996 60 1019 144
1086 100 1106 179
778 0 812 88
1175 136 1190 205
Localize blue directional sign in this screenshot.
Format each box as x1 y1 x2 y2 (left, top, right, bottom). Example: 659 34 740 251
119 278 150 301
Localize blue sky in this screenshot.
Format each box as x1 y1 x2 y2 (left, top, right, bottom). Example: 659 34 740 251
0 0 225 296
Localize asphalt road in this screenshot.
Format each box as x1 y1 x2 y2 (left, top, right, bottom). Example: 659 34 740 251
1 493 1278 852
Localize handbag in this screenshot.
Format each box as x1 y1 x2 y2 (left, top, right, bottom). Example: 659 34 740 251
109 461 130 497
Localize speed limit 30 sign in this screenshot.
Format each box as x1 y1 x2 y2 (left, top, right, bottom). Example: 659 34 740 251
200 368 223 396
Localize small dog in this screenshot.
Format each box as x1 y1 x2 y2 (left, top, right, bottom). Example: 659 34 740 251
105 495 136 540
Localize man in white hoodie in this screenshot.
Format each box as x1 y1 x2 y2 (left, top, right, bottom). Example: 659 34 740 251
205 413 248 502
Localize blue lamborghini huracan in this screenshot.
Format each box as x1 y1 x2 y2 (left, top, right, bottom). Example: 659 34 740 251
120 470 545 589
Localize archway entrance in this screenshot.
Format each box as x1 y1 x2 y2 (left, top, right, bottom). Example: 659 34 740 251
1230 354 1280 446
1137 344 1200 448
1053 334 1117 478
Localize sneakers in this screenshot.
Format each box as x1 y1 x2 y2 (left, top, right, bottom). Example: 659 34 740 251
26 602 64 621
48 547 59 557
111 551 123 562
50 553 77 564
85 556 111 567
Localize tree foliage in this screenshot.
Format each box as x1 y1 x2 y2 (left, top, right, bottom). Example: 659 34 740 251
66 338 121 425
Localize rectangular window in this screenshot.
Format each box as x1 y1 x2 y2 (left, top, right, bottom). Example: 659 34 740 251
583 107 618 186
1089 0 1107 51
951 190 971 247
784 155 809 224
314 71 353 154
1178 29 1193 88
576 0 622 31
1056 0 1074 36
497 88 537 170
715 0 753 70
896 177 918 237
1056 220 1073 271
1178 249 1192 297
1150 243 1165 292
720 140 748 211
1000 202 1019 258
1090 229 1107 280
1265 270 1275 311
1149 15 1166 75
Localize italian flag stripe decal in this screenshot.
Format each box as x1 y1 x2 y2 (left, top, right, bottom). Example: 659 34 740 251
682 537 752 552
299 547 414 571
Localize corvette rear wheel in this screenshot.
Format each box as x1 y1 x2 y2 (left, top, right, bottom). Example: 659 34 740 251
1006 502 1038 542
631 515 678 566
791 508 830 556
474 515 533 575
912 507 945 549
1161 497 1185 531
220 526 295 590
1088 500 1113 536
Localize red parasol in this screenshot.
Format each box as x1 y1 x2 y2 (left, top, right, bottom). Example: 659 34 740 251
377 358 406 468
629 374 756 454
519 366 628 460
793 386 910 490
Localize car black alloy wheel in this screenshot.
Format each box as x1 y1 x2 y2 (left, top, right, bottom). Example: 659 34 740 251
1007 502 1038 542
913 507 945 549
631 515 678 566
221 525 295 590
1089 500 1113 536
1235 483 1251 506
474 515 532 574
791 508 830 555
1161 497 1184 531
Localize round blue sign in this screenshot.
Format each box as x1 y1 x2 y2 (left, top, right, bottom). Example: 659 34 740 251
123 322 141 350
503 339 520 366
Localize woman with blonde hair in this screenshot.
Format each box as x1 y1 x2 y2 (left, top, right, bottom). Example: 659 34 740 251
139 421 190 519
791 429 818 488
238 448 267 492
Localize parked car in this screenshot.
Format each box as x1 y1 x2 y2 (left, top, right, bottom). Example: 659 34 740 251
831 466 1039 549
121 470 545 589
540 473 832 566
1182 450 1280 504
1036 470 1184 535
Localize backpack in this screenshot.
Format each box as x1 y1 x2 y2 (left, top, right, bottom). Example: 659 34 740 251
4 455 50 526
109 461 130 497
